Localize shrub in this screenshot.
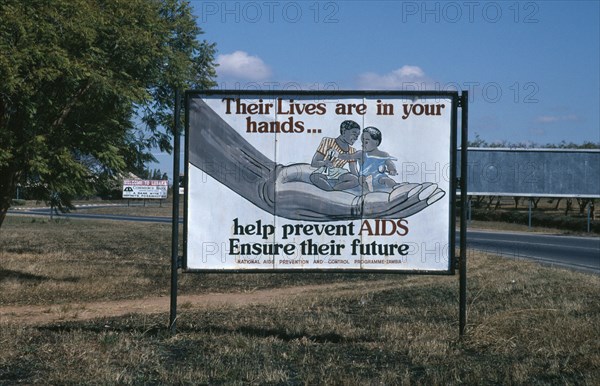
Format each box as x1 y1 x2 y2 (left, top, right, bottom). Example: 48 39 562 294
470 208 599 233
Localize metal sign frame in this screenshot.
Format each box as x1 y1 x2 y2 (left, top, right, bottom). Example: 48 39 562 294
170 90 469 335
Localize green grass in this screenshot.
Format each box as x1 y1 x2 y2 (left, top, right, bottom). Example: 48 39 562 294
1 215 599 384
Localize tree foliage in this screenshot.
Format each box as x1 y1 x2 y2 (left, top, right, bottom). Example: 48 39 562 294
468 133 600 149
0 0 217 227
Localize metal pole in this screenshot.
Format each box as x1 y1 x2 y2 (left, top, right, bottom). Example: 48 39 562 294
588 202 591 233
528 198 532 229
170 89 182 334
459 91 469 337
468 196 472 225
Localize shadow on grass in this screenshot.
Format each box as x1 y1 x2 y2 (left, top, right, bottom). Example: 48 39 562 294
0 361 35 384
0 269 80 283
0 269 48 282
35 321 357 344
36 320 166 337
213 325 352 344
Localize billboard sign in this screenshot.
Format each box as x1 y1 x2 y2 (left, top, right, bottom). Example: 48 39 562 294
461 148 600 198
184 91 459 273
122 179 168 199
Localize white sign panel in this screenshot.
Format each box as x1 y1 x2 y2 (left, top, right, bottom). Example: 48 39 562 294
122 179 168 199
185 92 457 272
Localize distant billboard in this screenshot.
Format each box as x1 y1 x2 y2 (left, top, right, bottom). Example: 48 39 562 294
461 148 600 198
122 179 168 199
184 90 462 273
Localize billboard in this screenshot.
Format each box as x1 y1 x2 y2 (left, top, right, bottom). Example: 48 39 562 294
122 179 168 199
184 91 459 272
461 148 600 198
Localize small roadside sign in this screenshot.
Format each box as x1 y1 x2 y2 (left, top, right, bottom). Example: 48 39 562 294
122 179 168 199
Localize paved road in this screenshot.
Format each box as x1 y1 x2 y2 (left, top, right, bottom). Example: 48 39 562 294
466 230 600 274
8 207 600 273
8 206 180 224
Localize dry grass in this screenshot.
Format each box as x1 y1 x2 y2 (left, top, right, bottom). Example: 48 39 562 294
0 217 171 305
81 202 182 218
11 199 180 218
1 215 599 384
467 219 563 234
0 216 391 306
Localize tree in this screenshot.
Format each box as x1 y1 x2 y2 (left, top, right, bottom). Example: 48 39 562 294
467 133 600 149
139 168 169 181
0 0 217 227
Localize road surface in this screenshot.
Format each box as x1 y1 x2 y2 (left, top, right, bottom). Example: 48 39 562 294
8 206 600 273
467 230 599 274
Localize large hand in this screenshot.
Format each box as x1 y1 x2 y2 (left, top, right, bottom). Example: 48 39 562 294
188 99 446 223
274 164 445 221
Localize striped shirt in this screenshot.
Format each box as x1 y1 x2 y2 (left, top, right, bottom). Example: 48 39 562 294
315 137 357 168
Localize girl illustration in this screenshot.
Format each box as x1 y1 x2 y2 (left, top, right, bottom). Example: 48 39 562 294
334 127 398 192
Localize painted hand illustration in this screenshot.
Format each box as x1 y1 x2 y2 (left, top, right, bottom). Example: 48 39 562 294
188 99 446 222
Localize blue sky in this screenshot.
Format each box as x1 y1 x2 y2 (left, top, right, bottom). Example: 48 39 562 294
150 0 600 177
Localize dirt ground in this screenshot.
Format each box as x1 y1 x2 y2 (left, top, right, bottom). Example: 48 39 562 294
0 281 400 326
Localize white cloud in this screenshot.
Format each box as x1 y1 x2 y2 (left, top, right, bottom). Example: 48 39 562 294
536 116 559 123
535 114 580 124
216 51 272 81
357 65 433 90
529 128 546 136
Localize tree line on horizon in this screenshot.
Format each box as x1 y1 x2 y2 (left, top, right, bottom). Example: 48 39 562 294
468 134 599 149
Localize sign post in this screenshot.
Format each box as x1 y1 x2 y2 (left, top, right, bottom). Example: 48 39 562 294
172 90 468 334
459 91 469 336
170 89 181 334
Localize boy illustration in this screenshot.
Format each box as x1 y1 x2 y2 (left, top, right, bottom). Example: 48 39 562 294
310 120 361 191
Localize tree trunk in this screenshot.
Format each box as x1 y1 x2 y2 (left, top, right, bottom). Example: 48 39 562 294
0 167 17 229
475 196 485 206
0 207 7 228
486 195 495 210
576 198 589 215
494 197 501 210
554 198 562 210
565 199 573 215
